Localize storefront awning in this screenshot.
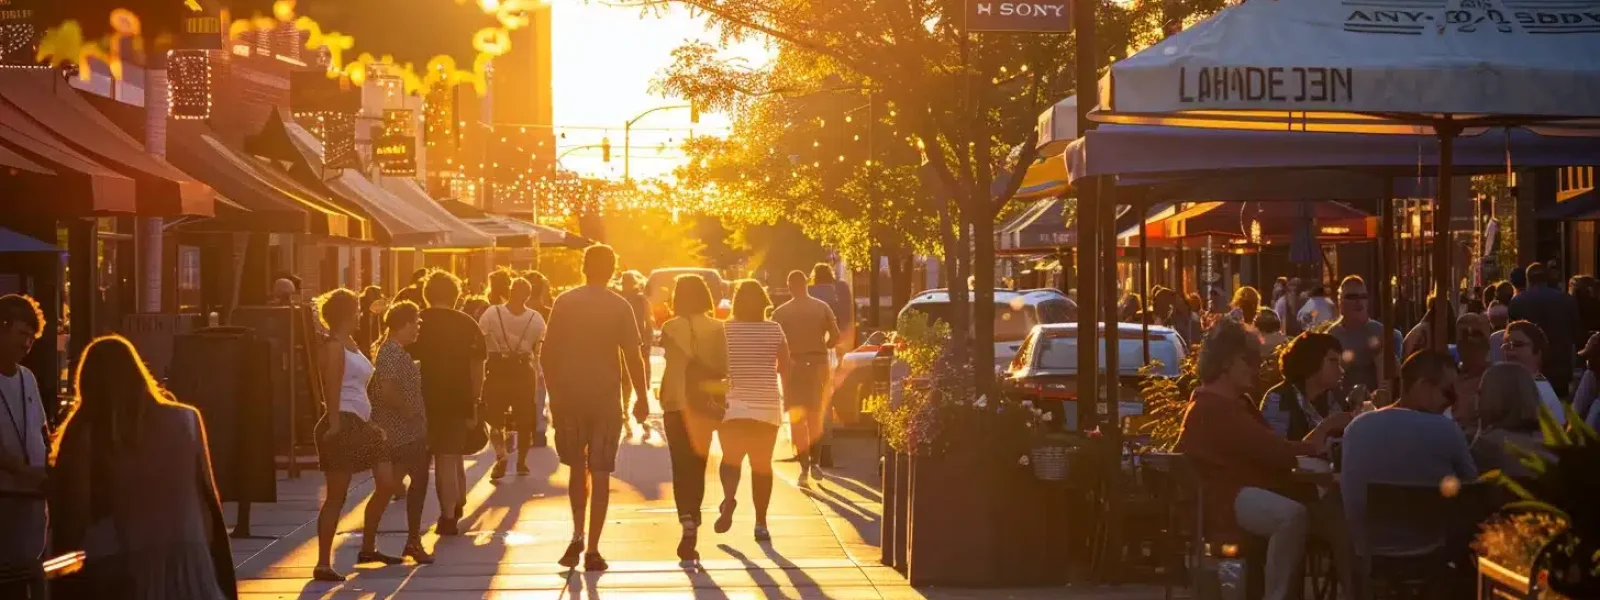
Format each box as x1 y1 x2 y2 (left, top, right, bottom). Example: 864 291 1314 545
436 199 595 249
275 119 444 247
170 123 363 237
0 101 138 216
1139 201 1375 246
0 71 213 216
379 178 495 249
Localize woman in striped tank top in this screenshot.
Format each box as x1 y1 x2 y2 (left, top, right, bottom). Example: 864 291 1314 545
712 280 791 541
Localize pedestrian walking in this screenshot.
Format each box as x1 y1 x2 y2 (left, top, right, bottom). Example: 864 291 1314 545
0 295 50 598
771 270 838 487
50 335 237 599
309 289 403 581
410 271 486 536
808 263 855 349
541 245 651 571
1509 262 1581 396
368 301 434 564
479 277 547 478
617 271 654 411
714 280 791 543
523 271 555 448
658 274 727 564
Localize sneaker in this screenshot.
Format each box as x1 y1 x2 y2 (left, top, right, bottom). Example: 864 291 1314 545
491 458 507 480
558 539 584 568
676 529 699 564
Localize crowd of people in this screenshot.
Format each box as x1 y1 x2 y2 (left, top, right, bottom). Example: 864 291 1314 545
1171 262 1600 600
0 243 857 595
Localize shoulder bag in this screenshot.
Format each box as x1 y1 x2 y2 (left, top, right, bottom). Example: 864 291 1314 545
680 318 727 421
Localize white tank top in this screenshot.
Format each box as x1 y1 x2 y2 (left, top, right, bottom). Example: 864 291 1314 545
340 347 375 421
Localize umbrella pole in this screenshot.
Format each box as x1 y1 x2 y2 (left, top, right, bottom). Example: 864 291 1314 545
1379 183 1397 391
1433 121 1460 354
1139 195 1150 364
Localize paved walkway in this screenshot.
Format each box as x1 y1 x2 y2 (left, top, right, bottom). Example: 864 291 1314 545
225 385 1171 599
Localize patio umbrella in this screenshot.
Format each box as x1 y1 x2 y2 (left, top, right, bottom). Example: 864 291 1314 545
1088 0 1600 349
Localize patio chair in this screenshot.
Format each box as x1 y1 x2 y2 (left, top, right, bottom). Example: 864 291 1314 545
1363 481 1494 600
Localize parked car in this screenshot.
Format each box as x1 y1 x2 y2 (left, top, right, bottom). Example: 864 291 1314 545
898 288 1078 372
831 331 903 429
1002 323 1185 431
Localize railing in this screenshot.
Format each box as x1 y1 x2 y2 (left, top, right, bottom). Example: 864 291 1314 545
1558 166 1595 203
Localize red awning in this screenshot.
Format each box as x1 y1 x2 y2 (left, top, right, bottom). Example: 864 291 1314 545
1140 201 1375 245
0 100 139 216
0 71 213 217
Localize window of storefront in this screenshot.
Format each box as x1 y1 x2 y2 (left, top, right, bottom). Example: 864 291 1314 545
178 245 202 312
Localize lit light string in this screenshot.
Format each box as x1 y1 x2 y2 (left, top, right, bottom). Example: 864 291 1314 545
0 16 43 67
168 49 211 120
295 110 358 169
38 0 534 96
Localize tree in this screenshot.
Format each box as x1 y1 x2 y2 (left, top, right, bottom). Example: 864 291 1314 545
638 0 1173 396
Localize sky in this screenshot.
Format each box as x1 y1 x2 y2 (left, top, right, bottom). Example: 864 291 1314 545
550 2 771 181
53 1 760 182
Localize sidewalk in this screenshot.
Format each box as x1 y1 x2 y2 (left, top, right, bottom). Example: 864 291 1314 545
226 427 1173 599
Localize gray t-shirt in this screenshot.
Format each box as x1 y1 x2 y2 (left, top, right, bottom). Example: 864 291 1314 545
542 284 643 419
1329 318 1402 394
1341 407 1477 556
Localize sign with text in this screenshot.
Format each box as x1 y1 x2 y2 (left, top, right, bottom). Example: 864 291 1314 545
968 0 1072 32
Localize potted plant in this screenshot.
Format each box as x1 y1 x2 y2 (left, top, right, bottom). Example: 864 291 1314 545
1474 513 1567 599
1483 406 1600 598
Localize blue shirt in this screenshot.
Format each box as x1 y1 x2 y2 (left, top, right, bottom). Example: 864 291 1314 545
1341 407 1477 556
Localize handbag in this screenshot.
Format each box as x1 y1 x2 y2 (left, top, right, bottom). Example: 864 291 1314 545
680 318 727 421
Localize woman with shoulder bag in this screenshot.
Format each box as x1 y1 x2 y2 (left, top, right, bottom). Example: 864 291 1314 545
50 335 237 599
658 275 727 565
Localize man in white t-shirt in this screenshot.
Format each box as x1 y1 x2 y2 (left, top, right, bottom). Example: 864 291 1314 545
0 294 48 597
479 276 548 478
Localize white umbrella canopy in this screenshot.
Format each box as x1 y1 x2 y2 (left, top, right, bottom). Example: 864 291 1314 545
1094 0 1600 132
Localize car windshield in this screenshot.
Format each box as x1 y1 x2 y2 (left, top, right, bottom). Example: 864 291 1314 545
1033 335 1182 377
901 301 1035 342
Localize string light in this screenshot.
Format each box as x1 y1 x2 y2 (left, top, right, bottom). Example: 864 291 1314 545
294 110 358 169
0 21 43 67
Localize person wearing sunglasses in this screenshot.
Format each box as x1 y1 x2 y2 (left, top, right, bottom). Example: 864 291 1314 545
1501 321 1567 426
1328 276 1403 399
1341 352 1477 571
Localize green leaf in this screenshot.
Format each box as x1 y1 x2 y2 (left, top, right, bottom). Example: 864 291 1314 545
1538 403 1572 447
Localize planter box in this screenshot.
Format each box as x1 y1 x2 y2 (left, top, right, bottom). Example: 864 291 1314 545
881 446 911 572
1479 557 1539 600
908 448 998 586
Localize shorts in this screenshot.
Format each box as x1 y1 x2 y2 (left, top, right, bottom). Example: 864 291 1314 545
783 354 831 411
555 412 623 473
484 357 539 431
315 412 386 473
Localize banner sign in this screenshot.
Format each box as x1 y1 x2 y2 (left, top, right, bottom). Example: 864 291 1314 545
375 135 417 176
968 0 1072 33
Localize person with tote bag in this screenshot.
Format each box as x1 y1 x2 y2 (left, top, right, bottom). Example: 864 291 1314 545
658 274 727 565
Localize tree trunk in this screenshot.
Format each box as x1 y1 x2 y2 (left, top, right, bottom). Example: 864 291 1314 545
943 194 971 367
894 253 915 310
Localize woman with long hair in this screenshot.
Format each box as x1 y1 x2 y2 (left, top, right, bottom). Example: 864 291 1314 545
1229 286 1261 326
310 289 403 581
368 300 433 564
1468 363 1548 477
50 335 236 598
713 280 790 542
659 274 727 564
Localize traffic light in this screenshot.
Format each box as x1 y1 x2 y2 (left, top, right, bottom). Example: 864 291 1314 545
601 137 611 162
689 102 701 124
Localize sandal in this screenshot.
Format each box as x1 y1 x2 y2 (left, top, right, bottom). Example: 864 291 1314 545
754 525 772 542
356 550 404 565
713 498 736 534
558 539 584 568
403 539 435 565
584 552 609 572
311 565 346 582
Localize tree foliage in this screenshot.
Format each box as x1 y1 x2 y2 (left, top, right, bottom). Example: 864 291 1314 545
636 0 1225 393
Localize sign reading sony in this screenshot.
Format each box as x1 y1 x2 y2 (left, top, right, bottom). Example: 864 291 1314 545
968 0 1072 33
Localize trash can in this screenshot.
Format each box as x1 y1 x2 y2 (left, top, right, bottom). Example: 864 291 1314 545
168 326 277 505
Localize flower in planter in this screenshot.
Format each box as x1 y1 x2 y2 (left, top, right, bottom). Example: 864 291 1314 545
1018 454 1031 466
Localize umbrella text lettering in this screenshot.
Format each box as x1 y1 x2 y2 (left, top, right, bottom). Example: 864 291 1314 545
973 2 1069 18
1178 67 1352 105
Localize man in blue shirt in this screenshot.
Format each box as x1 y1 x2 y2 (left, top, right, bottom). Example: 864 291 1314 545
1342 351 1477 562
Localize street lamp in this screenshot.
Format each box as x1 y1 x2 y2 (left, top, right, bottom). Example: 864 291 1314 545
624 103 698 181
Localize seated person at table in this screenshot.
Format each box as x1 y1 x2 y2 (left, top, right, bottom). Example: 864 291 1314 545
1261 332 1350 441
1177 320 1353 600
1341 351 1477 559
1467 363 1547 479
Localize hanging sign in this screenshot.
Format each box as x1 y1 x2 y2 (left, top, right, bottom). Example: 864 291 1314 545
967 0 1072 33
375 135 417 176
179 11 223 50
0 0 40 66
